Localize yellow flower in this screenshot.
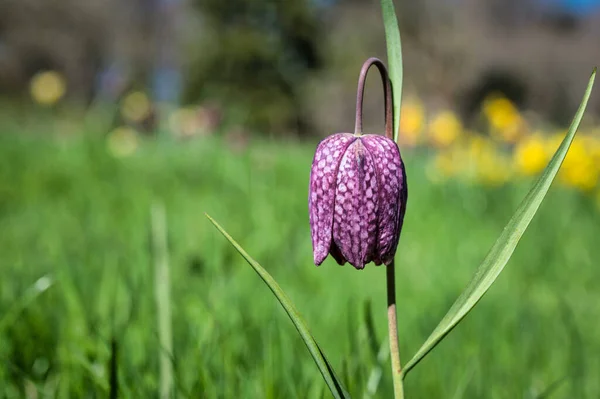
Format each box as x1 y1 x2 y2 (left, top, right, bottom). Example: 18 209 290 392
399 99 425 146
514 133 548 176
107 126 139 158
581 135 600 164
428 110 462 147
562 138 587 167
456 135 510 184
545 131 565 155
559 138 598 191
30 71 66 106
483 95 524 143
121 91 151 123
560 160 598 191
466 135 492 161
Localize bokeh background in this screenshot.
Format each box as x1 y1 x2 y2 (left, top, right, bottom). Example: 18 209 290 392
1 0 600 397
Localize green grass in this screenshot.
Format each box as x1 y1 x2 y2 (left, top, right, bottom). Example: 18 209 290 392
1 132 600 398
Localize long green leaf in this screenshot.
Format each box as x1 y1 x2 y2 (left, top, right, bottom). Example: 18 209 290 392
403 69 596 377
380 0 403 142
205 214 351 399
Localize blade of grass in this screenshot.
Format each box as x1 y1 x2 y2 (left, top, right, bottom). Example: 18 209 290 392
559 298 585 398
363 300 380 357
535 375 569 399
402 69 596 377
0 274 53 332
380 0 403 142
109 337 118 399
205 214 351 399
152 202 174 399
362 301 390 399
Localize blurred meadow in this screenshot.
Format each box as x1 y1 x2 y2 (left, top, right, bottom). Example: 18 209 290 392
2 0 600 398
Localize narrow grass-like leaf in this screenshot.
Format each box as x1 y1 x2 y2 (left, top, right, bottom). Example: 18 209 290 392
535 375 569 399
559 298 585 398
109 337 119 399
206 214 351 399
0 274 53 332
403 69 596 377
151 202 174 399
362 301 389 399
380 0 403 142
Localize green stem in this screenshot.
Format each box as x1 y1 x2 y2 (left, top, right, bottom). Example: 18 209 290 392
386 261 404 399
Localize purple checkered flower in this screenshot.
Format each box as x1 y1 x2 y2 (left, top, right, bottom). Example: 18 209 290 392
308 58 407 270
308 132 407 269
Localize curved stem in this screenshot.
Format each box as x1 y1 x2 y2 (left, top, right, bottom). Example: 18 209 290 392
387 261 404 399
354 57 394 139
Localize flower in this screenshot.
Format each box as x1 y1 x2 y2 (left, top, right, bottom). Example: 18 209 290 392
559 138 598 191
308 133 407 269
399 98 425 146
483 95 524 143
581 134 600 164
428 110 462 148
514 133 548 176
30 71 66 106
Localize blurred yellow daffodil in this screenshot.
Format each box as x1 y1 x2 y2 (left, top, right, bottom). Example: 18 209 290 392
514 133 548 176
581 134 600 164
30 71 67 106
559 138 599 191
399 99 425 146
428 110 462 148
467 135 494 161
483 95 524 143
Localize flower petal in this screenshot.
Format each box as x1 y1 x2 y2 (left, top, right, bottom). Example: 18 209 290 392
362 134 406 265
309 133 355 265
332 138 379 269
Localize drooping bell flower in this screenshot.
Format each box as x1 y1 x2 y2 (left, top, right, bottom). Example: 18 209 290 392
308 58 407 270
